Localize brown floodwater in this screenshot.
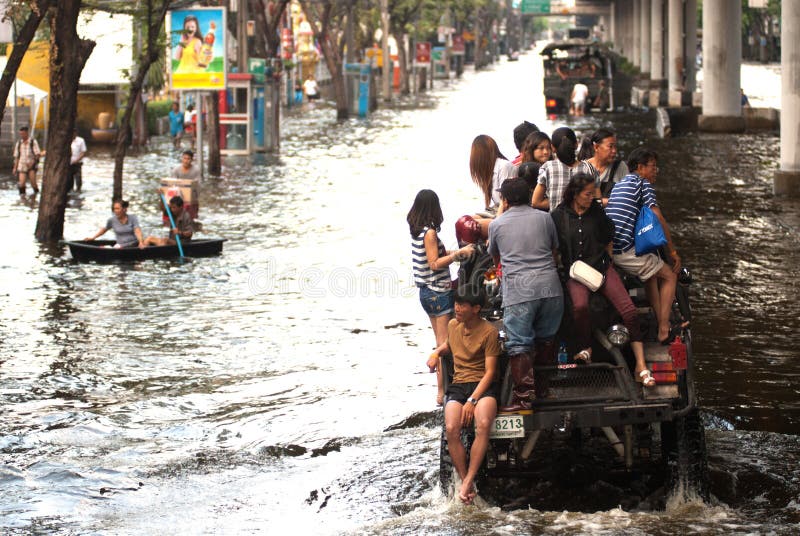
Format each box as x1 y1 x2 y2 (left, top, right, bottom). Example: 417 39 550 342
1 49 799 534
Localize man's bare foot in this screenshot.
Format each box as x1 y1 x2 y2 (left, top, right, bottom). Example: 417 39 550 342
458 479 477 504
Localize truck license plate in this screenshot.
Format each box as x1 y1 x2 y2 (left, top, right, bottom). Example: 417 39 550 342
489 414 525 438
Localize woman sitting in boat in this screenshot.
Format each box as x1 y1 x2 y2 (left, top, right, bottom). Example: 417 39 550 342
143 196 194 247
84 199 145 249
551 173 654 387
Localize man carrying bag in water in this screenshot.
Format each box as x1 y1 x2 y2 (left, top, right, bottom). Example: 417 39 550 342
12 126 41 195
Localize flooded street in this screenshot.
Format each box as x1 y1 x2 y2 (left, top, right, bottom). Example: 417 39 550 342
2 49 800 534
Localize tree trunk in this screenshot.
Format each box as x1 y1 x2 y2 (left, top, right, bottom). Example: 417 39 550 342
112 0 170 202
398 34 410 95
207 92 221 175
133 96 148 147
301 1 348 119
474 10 485 70
35 0 95 243
0 0 54 131
248 0 268 58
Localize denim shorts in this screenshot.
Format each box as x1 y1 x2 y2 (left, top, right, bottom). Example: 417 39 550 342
419 286 454 317
503 296 564 355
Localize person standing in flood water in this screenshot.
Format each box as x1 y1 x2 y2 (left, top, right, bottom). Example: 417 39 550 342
12 126 41 195
408 190 474 405
428 285 499 504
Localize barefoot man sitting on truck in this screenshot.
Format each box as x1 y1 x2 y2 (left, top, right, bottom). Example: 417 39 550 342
427 285 500 504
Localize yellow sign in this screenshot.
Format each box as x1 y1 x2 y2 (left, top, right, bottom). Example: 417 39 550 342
168 7 227 90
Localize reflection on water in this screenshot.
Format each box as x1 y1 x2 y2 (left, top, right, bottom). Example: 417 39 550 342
1 50 799 533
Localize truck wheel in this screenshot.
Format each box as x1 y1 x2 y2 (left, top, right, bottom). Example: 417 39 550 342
661 408 710 501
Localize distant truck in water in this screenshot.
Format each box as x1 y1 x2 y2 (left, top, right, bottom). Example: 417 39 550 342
541 40 632 115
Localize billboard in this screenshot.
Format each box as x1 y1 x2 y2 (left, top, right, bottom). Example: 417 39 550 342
167 7 227 90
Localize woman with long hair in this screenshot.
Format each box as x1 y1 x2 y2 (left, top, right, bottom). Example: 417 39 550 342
175 15 204 74
520 131 553 165
532 127 592 212
408 190 474 405
551 173 654 386
469 134 515 212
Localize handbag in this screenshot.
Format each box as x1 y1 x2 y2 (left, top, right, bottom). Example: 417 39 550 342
634 179 667 256
569 260 604 292
560 210 605 292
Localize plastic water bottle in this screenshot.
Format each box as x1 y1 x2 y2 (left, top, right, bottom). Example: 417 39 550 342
558 342 568 366
556 342 568 379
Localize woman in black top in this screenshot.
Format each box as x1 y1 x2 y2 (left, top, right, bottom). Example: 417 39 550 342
551 173 654 387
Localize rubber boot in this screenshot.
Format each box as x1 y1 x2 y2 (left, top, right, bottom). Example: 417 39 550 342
534 339 557 398
500 351 536 412
18 186 26 195
534 339 557 366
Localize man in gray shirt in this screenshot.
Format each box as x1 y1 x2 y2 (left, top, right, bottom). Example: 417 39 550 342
171 149 201 180
488 178 564 411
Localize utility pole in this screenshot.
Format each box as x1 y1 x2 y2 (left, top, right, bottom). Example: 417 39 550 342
238 0 247 71
380 0 391 102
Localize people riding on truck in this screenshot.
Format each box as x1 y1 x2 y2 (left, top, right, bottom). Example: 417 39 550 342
428 285 500 505
487 178 563 412
551 173 655 386
606 147 681 344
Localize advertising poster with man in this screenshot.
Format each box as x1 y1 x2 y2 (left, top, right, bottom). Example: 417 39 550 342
167 7 226 90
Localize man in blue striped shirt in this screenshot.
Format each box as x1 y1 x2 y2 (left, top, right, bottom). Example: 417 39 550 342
606 147 680 344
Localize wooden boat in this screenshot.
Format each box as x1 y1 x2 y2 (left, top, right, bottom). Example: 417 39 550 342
62 239 226 262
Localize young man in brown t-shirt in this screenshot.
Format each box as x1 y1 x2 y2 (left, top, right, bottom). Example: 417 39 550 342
427 285 500 504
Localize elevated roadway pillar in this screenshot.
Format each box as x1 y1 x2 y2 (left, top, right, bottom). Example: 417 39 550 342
698 0 744 132
610 2 616 46
640 0 651 76
632 0 641 67
684 0 697 92
650 0 664 82
667 0 683 93
775 0 800 195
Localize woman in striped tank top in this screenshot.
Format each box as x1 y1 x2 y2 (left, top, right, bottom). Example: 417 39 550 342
408 190 475 405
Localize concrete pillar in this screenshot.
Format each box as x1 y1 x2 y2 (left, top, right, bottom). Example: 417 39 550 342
775 0 800 195
610 2 616 46
640 0 651 76
632 0 641 67
622 0 632 59
650 0 664 81
684 0 697 92
598 16 606 41
698 0 743 132
618 0 627 58
667 0 684 92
